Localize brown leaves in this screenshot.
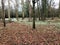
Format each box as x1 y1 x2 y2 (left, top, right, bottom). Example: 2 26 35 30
0 22 60 45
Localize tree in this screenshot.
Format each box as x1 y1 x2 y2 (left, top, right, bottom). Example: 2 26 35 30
15 0 19 21
25 0 29 17
28 0 32 21
32 0 36 29
8 0 11 21
1 0 6 27
37 0 41 20
41 0 48 20
48 0 55 19
38 0 41 20
0 8 2 18
21 0 25 20
58 0 60 17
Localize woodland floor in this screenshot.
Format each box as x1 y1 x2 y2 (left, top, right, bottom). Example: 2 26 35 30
0 20 60 45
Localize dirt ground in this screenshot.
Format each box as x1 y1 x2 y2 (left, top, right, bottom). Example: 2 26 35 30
0 22 60 45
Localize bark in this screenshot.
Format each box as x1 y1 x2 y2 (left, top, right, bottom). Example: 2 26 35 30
1 0 6 27
41 0 47 20
15 0 19 21
59 0 60 18
21 0 25 20
32 0 35 29
37 0 40 20
28 0 32 21
8 0 11 21
39 0 41 20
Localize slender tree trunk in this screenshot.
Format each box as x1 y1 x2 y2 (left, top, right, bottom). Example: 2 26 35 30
37 0 41 20
22 11 24 20
41 0 47 20
41 0 44 20
0 9 2 19
8 0 11 22
28 0 32 21
15 8 18 21
1 0 6 27
37 0 38 20
59 0 60 18
32 0 35 29
21 0 25 20
39 0 41 20
15 0 19 21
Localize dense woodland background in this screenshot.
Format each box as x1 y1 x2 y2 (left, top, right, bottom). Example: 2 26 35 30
0 0 60 19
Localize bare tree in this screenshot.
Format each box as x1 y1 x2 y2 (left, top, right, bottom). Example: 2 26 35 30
28 0 32 21
59 0 60 10
37 0 41 20
21 0 25 20
38 0 41 20
48 0 55 19
15 0 19 21
32 0 36 29
59 0 60 17
1 0 6 27
8 0 11 21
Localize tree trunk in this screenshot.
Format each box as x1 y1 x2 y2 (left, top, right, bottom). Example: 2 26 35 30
21 0 25 20
15 0 19 21
37 0 41 20
39 0 41 20
41 0 47 20
28 0 32 21
59 0 60 18
1 0 6 27
32 0 35 29
8 0 11 22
